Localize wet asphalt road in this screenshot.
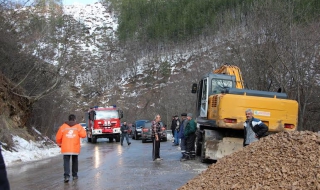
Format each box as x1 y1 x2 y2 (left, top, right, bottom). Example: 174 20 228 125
7 135 210 190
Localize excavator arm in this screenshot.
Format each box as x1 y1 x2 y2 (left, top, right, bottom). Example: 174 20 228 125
213 64 244 89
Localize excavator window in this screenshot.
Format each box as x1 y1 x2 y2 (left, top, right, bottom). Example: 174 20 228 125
201 79 207 99
211 79 232 94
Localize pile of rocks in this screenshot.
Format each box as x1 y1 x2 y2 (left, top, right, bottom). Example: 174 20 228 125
179 131 320 190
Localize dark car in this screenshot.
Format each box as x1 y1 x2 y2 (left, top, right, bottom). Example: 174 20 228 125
132 120 149 140
141 121 167 143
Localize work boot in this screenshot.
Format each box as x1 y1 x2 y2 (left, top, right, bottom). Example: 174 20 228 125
64 176 70 183
180 154 189 162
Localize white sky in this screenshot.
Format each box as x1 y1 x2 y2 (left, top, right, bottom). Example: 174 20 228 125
63 0 99 6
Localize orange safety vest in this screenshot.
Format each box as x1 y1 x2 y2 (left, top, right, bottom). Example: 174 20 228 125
56 123 87 155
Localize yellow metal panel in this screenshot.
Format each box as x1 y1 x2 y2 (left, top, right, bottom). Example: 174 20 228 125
207 94 298 131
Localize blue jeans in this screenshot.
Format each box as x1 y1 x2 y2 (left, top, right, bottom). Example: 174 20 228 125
174 131 179 145
63 155 78 177
121 133 130 145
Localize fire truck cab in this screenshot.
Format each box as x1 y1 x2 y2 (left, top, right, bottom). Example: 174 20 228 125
85 105 123 143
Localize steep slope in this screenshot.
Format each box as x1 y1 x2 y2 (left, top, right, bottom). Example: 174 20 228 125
0 72 32 150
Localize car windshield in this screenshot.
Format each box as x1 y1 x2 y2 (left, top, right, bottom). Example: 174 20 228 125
135 120 149 128
95 110 119 119
144 122 152 128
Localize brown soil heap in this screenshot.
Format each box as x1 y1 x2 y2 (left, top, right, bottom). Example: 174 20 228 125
179 131 320 190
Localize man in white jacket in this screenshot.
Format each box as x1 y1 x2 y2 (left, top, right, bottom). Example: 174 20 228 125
243 109 269 146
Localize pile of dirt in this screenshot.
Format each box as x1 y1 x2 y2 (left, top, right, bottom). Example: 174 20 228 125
179 131 320 190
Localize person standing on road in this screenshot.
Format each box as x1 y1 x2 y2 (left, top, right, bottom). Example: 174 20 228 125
243 109 269 147
182 113 197 161
152 114 163 161
170 116 175 142
56 114 87 183
178 113 188 161
0 143 10 190
172 115 180 146
120 121 131 146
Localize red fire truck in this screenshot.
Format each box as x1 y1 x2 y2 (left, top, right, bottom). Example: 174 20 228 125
85 105 123 143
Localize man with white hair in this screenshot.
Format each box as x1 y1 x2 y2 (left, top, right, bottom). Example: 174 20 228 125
152 114 163 161
243 109 269 146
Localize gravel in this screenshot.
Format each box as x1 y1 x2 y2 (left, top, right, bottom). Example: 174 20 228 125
179 131 320 190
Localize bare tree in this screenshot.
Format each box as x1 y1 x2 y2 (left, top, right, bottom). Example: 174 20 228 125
220 1 320 130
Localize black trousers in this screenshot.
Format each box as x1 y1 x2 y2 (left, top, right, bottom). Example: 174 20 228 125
180 138 186 155
152 138 161 160
63 155 78 177
186 133 196 157
0 148 10 190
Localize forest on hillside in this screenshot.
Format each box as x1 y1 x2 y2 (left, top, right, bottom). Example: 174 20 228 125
112 0 320 132
113 0 320 42
0 0 319 145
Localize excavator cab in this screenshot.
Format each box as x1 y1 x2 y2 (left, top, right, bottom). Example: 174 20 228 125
192 64 298 162
192 73 236 118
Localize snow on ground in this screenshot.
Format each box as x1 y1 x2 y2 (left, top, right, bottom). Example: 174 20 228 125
2 132 174 167
2 136 59 167
1 136 87 167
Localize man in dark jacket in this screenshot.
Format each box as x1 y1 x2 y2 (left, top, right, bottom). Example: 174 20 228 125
178 113 188 161
170 116 175 140
182 113 197 161
120 122 131 146
172 115 180 146
243 109 269 146
0 143 10 190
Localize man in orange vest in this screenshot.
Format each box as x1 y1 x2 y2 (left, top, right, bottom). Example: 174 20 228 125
56 114 86 183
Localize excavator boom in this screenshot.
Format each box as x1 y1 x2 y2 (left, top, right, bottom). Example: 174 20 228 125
213 64 244 89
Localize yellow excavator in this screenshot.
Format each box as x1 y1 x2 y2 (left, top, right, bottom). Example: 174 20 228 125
192 64 298 162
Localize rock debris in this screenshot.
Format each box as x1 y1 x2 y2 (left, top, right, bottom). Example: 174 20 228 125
179 131 320 190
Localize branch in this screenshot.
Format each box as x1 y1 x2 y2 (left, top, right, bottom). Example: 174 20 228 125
11 64 37 90
10 75 61 104
32 76 61 102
